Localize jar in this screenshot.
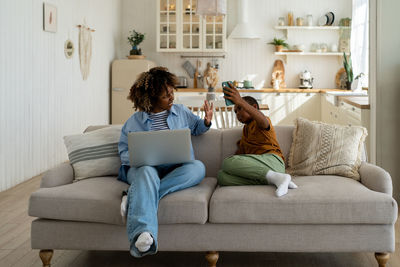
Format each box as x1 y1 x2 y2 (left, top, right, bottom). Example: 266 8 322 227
278 17 285 26
296 17 304 26
288 12 294 26
320 43 328 53
330 44 338 52
307 14 313 26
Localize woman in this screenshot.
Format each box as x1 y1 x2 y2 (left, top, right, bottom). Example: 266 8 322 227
118 67 213 257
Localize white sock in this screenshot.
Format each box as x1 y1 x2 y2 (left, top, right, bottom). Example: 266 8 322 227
266 170 293 197
289 181 298 189
120 195 128 219
135 232 154 252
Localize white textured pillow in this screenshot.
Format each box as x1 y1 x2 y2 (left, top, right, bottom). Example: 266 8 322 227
287 117 367 180
64 126 122 181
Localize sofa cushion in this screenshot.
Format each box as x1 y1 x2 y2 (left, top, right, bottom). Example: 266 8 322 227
29 177 217 225
192 129 222 178
287 118 367 180
209 176 397 224
64 126 122 181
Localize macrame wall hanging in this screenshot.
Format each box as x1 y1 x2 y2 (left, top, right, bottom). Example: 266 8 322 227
77 21 95 80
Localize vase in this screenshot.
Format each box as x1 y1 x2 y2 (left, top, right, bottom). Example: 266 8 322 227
130 46 142 55
346 81 352 90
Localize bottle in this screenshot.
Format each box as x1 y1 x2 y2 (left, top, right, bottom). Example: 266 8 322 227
288 12 294 26
307 14 313 26
273 79 281 90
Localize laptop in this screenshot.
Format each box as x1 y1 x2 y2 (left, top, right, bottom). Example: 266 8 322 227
128 128 192 167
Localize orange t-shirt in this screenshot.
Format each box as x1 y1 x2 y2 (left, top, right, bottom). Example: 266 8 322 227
236 117 284 161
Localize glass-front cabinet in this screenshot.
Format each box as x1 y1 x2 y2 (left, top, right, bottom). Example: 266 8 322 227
159 0 177 50
182 0 200 51
204 15 225 51
157 0 226 52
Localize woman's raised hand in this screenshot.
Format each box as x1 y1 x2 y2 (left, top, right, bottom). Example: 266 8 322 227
203 100 213 127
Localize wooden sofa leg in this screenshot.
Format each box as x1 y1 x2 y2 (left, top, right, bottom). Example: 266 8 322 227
39 250 53 267
205 251 219 267
375 252 390 267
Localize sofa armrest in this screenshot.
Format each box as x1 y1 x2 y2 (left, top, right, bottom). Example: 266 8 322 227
40 162 74 188
359 162 393 195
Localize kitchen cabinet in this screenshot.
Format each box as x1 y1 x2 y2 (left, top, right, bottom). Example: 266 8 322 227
321 94 370 159
321 94 340 124
157 0 226 52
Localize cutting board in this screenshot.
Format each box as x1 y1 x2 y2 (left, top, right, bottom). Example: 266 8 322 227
271 60 286 88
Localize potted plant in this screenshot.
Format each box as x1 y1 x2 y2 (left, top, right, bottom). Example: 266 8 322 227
127 30 145 56
343 52 353 90
268 38 289 52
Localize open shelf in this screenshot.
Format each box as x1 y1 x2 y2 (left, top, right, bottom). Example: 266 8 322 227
275 51 344 63
275 52 343 56
274 26 350 30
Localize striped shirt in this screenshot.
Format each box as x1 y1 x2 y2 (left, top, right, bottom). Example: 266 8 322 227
149 110 170 131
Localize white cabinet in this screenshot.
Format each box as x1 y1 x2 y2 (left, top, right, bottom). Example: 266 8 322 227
258 93 320 125
321 94 370 159
157 0 226 52
321 94 340 124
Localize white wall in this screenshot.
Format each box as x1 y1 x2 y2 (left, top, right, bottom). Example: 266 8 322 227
375 0 400 202
0 0 122 191
121 0 351 89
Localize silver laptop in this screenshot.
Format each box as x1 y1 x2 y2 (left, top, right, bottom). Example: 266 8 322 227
128 128 192 167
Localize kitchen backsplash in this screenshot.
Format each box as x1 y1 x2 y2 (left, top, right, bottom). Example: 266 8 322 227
121 0 352 89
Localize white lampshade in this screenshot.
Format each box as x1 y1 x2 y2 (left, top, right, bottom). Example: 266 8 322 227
196 0 226 16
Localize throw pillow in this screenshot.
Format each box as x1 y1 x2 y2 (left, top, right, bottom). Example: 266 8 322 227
287 117 367 180
64 125 122 181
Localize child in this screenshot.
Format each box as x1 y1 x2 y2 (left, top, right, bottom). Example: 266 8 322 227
218 83 297 197
118 67 213 257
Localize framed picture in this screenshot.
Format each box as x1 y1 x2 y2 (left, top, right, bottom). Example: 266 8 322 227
43 3 57 32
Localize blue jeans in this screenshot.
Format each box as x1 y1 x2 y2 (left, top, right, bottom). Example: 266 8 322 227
125 160 205 257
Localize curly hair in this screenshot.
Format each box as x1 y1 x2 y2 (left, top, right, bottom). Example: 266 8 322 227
128 67 178 112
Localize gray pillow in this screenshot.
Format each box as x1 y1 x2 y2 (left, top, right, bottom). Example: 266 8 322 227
63 126 122 181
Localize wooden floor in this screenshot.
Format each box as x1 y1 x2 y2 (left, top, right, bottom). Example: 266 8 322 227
0 175 399 267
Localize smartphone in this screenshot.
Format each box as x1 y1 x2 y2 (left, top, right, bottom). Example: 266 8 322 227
222 81 234 106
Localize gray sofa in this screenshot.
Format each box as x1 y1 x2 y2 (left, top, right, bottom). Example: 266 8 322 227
29 126 398 267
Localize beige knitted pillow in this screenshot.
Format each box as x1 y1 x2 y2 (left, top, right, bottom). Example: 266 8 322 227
287 117 367 180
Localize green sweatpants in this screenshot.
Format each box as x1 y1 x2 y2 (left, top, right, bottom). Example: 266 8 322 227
217 153 285 186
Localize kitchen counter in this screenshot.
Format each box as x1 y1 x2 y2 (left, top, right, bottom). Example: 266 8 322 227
176 88 345 93
338 96 370 109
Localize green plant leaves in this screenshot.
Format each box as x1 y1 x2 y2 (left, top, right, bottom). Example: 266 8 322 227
343 52 353 82
128 30 145 47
